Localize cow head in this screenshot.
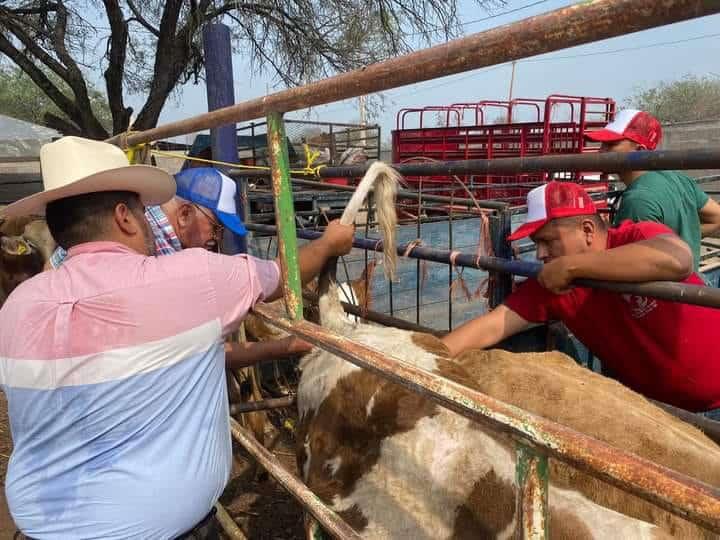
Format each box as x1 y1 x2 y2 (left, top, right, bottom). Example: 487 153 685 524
0 234 45 296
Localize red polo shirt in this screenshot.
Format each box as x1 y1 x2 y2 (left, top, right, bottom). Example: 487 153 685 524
505 220 720 412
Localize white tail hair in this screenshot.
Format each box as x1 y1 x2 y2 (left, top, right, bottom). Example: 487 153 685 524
318 162 400 331
339 161 400 281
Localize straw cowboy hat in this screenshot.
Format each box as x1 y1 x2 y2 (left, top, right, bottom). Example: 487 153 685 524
0 136 176 218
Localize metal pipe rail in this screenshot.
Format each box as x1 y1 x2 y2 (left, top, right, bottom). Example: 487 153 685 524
229 395 296 414
229 418 363 539
233 148 720 179
302 290 443 336
246 223 720 310
107 0 720 148
241 176 510 211
251 303 720 533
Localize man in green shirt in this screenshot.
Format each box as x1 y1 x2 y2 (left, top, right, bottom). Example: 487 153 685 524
587 109 720 270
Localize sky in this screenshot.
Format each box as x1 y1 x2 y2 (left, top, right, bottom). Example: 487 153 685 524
123 0 720 144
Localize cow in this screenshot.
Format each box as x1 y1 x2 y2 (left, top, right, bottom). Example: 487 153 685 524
295 162 720 539
0 213 54 305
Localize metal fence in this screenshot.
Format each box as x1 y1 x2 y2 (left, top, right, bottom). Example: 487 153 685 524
236 119 381 167
113 0 720 537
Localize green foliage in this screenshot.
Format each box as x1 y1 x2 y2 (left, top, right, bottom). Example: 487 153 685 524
0 65 112 131
627 75 720 123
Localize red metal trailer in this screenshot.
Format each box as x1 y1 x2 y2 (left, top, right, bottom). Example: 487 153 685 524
392 95 616 202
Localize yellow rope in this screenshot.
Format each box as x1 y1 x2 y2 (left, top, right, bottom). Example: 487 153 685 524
124 143 145 164
148 145 328 178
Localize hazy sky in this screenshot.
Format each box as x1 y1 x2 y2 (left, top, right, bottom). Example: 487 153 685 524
124 0 720 143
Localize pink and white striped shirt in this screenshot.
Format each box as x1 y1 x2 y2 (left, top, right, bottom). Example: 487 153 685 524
0 241 279 539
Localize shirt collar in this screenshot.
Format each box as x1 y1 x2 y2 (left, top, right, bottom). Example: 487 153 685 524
66 241 139 260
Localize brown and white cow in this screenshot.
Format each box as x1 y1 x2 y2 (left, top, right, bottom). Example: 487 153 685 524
295 163 720 539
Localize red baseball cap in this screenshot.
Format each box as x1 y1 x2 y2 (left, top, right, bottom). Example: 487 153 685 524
585 109 662 150
508 182 598 241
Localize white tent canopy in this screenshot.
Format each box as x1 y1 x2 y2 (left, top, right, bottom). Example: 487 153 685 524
0 115 60 159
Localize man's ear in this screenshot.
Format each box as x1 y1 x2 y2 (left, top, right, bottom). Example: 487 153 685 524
581 218 597 246
114 203 139 236
176 202 195 229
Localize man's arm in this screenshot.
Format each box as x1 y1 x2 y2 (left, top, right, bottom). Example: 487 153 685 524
266 219 355 302
224 337 313 369
441 305 533 357
538 234 692 294
699 198 720 237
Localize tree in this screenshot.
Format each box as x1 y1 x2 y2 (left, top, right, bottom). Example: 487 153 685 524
0 65 112 133
627 75 720 124
0 0 495 139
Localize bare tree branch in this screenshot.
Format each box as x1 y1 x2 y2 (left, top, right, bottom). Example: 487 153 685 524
101 0 132 134
43 111 82 136
0 8 70 80
0 30 81 123
0 0 495 136
6 4 59 16
126 0 161 38
47 2 108 138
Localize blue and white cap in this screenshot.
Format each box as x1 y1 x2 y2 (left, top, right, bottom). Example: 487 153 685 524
174 167 247 236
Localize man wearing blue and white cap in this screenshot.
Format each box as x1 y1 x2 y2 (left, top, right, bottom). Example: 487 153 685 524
169 166 247 252
51 167 241 262
49 166 313 364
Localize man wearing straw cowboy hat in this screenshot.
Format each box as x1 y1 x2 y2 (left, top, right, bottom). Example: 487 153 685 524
443 181 720 419
48 165 314 367
0 136 355 539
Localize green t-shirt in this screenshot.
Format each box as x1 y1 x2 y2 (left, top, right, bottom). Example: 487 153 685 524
613 170 709 270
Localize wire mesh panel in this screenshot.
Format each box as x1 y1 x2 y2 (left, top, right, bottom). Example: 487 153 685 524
236 119 381 168
246 209 532 333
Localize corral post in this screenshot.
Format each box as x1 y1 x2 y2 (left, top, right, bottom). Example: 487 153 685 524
516 444 550 539
267 111 304 320
203 22 246 254
489 207 513 308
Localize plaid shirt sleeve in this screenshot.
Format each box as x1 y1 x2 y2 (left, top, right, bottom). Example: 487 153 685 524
49 246 68 268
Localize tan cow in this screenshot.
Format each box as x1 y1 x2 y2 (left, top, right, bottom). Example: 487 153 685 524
296 163 720 539
0 213 54 305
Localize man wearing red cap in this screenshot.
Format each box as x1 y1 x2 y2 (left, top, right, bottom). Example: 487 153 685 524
442 181 720 418
586 109 720 270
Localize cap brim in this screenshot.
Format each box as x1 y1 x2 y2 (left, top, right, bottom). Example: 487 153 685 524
0 165 176 218
507 219 548 241
585 129 625 143
217 210 247 236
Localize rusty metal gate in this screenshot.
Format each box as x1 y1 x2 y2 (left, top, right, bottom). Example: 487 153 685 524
112 1 720 537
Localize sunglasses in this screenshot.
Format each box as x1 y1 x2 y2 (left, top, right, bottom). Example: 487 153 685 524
193 205 224 237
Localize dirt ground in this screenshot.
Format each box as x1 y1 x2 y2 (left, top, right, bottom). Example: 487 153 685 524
222 427 305 540
0 395 304 540
0 394 17 540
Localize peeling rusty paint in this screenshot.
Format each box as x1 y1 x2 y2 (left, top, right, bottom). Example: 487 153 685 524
251 303 720 534
229 418 362 539
111 0 720 148
516 445 549 539
266 112 304 321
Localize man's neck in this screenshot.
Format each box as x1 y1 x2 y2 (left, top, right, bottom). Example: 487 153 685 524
85 234 142 253
620 170 647 187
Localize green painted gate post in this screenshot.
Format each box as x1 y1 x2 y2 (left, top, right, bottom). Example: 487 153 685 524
516 444 549 539
267 111 304 321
